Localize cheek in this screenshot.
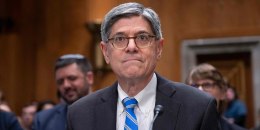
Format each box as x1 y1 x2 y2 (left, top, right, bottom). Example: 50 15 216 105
204 89 216 97
147 50 159 64
108 51 120 65
58 86 64 92
212 89 225 100
75 79 87 90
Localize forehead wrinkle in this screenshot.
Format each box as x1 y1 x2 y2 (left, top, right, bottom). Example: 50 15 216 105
110 16 152 35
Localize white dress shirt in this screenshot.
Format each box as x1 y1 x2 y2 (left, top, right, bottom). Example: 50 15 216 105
116 73 157 130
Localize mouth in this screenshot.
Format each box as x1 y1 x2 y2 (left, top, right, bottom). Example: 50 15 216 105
123 57 142 63
124 59 140 62
65 90 76 98
122 59 142 65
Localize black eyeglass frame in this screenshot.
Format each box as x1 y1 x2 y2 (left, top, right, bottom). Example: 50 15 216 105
107 33 157 49
191 82 217 90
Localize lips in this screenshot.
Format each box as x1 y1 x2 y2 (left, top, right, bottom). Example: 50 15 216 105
122 56 142 63
65 90 76 97
124 59 140 62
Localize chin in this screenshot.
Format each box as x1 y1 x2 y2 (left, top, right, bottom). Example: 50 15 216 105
124 72 143 79
126 68 142 75
66 97 78 104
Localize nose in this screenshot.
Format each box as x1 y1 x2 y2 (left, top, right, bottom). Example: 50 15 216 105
63 79 72 89
198 86 204 91
126 38 138 50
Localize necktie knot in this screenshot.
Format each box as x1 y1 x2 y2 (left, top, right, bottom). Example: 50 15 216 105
122 97 138 109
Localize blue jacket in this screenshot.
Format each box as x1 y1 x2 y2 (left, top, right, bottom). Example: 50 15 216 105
32 103 67 130
220 117 246 130
0 110 23 130
224 99 247 127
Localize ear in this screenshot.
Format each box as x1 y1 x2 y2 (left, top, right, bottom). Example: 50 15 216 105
100 41 110 64
85 71 94 86
156 38 164 59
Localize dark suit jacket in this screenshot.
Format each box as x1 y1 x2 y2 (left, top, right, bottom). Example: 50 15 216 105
67 74 221 130
0 110 23 130
32 103 67 130
220 117 247 130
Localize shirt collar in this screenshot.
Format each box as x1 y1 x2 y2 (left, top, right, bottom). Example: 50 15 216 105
117 73 157 114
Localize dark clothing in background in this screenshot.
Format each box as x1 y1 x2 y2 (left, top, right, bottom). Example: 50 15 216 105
220 117 247 130
0 110 23 130
32 103 67 130
224 99 247 127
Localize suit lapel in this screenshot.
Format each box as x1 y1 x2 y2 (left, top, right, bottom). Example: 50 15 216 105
153 75 181 130
93 75 182 130
95 83 118 130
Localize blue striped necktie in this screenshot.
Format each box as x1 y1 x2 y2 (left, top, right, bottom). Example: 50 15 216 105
122 97 138 130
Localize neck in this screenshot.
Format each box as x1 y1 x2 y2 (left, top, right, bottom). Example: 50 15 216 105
118 74 153 97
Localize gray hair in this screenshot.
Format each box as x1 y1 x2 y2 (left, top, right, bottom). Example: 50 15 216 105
101 2 162 42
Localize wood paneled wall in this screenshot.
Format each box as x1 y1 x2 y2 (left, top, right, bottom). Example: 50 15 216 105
0 0 260 127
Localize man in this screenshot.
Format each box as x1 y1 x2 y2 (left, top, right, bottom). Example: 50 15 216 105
20 102 37 130
67 2 220 130
32 54 94 130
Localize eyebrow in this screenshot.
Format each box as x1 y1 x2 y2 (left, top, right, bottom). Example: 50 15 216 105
111 31 152 37
110 32 125 37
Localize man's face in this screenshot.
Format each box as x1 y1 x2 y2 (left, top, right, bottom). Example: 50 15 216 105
21 105 36 128
55 63 93 104
101 16 163 81
192 79 225 101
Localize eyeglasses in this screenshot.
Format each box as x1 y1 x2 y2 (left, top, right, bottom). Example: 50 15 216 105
191 82 216 90
108 33 156 49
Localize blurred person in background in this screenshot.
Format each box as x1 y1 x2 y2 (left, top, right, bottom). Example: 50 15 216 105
36 100 56 112
20 102 38 130
0 89 11 112
0 110 23 130
186 63 246 130
0 89 23 130
0 104 11 112
32 54 94 130
224 86 247 127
